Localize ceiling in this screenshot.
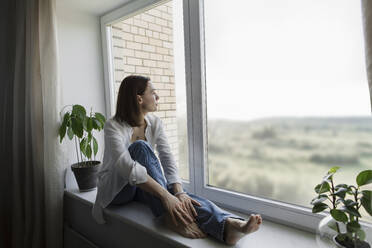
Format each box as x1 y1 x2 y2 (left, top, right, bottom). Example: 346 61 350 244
58 0 132 16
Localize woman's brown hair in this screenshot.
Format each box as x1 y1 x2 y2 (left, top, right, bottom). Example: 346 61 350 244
114 75 150 127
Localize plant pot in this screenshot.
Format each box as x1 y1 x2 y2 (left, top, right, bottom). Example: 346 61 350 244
333 235 371 248
71 161 100 192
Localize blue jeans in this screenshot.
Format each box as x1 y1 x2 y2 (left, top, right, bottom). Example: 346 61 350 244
110 140 244 242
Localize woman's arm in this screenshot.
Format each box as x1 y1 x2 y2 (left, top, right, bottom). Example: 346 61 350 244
170 183 201 218
137 176 193 226
104 121 147 185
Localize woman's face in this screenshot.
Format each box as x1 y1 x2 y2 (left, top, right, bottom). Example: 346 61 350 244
138 82 159 114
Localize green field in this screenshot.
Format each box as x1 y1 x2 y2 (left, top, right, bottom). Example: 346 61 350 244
178 117 372 223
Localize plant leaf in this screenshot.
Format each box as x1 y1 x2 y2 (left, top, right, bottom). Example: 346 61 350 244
344 199 358 208
327 221 339 232
333 187 347 199
59 123 66 143
312 203 328 213
87 117 93 132
323 167 340 182
93 137 98 156
95 112 106 126
335 184 348 189
93 118 102 131
72 105 86 119
361 190 372 216
356 170 372 187
356 229 366 241
315 182 330 194
330 209 348 223
72 118 84 138
311 196 328 205
82 116 88 131
340 206 361 218
80 138 88 157
346 221 361 233
67 126 74 140
86 144 92 159
329 166 340 174
88 132 92 143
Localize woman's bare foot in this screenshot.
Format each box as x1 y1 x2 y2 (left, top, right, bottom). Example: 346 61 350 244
164 213 207 239
224 214 262 245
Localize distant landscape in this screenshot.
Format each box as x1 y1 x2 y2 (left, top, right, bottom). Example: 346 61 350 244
177 117 372 223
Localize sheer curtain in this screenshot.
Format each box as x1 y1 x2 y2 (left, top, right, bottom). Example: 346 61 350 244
0 0 64 247
362 0 372 108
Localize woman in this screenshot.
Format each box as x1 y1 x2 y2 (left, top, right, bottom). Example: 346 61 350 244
92 75 262 245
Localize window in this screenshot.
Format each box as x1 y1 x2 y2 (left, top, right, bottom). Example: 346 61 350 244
101 0 372 231
203 0 372 223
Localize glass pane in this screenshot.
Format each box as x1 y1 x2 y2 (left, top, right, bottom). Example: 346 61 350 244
204 0 372 222
110 0 189 180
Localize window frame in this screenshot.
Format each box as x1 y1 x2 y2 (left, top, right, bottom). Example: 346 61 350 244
101 0 372 233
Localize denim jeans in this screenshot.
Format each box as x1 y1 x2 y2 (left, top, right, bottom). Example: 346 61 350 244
110 140 244 242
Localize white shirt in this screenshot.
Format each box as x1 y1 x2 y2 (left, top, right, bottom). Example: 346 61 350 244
92 114 181 224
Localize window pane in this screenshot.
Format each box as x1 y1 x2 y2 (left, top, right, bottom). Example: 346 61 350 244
110 0 189 180
204 0 372 222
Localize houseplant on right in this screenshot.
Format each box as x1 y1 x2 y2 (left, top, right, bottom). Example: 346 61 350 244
311 167 372 248
59 104 106 191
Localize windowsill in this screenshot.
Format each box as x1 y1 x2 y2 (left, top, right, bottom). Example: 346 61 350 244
64 168 372 247
64 188 319 248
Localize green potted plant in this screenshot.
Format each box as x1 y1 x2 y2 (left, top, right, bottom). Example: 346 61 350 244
311 167 372 248
59 104 106 191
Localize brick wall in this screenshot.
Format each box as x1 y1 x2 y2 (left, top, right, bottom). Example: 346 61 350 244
111 1 179 161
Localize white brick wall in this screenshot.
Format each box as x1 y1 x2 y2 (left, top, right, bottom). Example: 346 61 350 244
111 1 180 164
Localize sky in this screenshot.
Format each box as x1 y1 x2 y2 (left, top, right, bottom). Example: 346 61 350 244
172 0 371 121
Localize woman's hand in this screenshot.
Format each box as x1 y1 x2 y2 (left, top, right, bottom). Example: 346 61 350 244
176 193 201 218
161 193 194 226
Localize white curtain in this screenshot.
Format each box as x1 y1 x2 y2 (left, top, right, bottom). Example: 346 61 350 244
362 0 372 109
0 0 64 247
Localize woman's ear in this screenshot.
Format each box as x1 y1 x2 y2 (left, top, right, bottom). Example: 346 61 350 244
137 95 143 104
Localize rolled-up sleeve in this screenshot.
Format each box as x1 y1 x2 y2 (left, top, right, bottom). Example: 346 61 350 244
104 121 148 185
154 119 182 185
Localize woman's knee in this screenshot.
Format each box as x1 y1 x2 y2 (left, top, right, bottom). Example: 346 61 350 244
128 140 154 158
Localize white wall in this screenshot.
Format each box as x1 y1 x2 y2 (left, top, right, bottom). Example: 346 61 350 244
56 2 107 164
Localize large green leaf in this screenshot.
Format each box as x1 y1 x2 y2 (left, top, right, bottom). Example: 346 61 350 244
340 206 361 218
356 170 372 187
312 203 328 213
67 126 74 140
330 209 348 223
335 184 348 189
59 123 66 143
93 137 98 156
315 182 330 194
72 118 84 138
72 105 86 119
87 132 92 143
93 118 102 131
59 112 70 142
311 195 328 205
361 190 372 216
346 221 361 233
87 117 93 132
80 138 88 157
86 144 92 159
343 199 358 208
95 112 106 126
333 187 347 199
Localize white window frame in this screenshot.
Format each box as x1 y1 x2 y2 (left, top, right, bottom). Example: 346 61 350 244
101 0 372 233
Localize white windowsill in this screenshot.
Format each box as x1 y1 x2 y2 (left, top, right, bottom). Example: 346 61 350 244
65 169 323 248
